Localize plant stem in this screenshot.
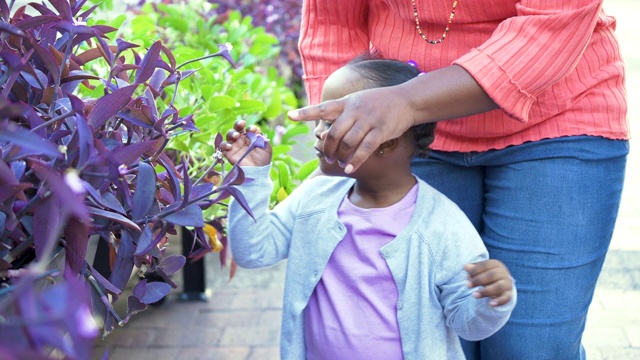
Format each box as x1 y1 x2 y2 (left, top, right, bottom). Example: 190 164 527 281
85 273 125 327
30 111 76 133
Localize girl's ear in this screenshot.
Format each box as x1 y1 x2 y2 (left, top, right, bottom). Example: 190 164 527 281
379 138 399 152
376 138 399 156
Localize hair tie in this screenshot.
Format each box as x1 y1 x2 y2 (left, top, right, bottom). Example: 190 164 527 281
407 60 426 75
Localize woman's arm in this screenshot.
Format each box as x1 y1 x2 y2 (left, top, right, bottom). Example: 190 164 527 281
290 65 497 173
299 0 370 105
291 0 608 173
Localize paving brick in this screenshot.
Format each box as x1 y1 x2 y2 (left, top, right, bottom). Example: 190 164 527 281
109 347 180 360
218 326 280 347
247 346 280 360
193 310 273 328
598 347 640 360
623 325 640 348
583 325 630 347
176 347 250 360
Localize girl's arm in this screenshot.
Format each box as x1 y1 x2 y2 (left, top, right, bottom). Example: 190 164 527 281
227 166 296 268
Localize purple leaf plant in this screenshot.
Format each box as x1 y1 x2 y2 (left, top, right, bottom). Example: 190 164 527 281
0 0 259 358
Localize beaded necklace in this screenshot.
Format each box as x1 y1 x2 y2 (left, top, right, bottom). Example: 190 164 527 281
410 0 459 44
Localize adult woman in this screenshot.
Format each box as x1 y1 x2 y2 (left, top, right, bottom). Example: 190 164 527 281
289 0 629 358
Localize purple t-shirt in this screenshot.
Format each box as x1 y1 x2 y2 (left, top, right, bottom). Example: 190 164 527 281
304 184 419 360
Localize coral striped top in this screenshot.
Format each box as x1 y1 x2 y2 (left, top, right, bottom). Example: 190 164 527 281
299 0 629 152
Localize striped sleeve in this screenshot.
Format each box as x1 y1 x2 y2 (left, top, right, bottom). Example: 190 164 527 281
299 0 370 105
453 0 605 122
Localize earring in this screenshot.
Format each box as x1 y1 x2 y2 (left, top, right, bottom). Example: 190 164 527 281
377 149 384 156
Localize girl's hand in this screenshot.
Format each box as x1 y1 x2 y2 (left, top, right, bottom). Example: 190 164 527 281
465 259 514 307
220 120 272 167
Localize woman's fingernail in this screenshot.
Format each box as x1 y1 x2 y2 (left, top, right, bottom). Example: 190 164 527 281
325 157 335 164
344 164 354 174
338 161 346 168
288 110 298 119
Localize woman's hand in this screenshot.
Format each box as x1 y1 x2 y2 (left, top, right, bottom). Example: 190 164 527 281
288 65 498 174
465 259 514 307
289 85 416 174
220 120 272 167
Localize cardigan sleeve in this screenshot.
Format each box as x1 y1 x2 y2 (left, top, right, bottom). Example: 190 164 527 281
453 0 606 122
228 165 296 269
299 0 370 105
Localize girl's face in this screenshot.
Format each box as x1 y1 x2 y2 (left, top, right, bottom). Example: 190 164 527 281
313 67 370 177
313 120 347 176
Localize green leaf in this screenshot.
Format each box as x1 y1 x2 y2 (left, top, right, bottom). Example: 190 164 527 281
232 99 266 114
271 145 293 157
297 159 319 181
276 160 291 189
209 95 236 111
263 86 282 120
160 16 190 34
282 123 310 144
201 85 214 100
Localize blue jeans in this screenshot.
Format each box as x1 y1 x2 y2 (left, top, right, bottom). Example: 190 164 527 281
411 136 629 360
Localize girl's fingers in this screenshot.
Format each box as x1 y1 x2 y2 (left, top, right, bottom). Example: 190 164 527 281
488 291 512 307
233 119 247 132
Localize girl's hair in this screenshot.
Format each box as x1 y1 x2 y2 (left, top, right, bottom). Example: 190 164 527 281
346 56 436 158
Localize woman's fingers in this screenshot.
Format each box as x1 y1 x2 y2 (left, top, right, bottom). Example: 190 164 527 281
288 99 344 123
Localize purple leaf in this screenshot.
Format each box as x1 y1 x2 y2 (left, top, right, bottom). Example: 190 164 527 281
0 20 26 37
119 107 154 128
33 196 66 262
109 231 136 294
222 166 245 187
15 15 60 31
148 67 167 91
88 264 121 295
180 157 191 208
132 278 147 299
131 162 156 221
246 131 268 150
160 255 186 276
87 84 138 130
101 191 126 215
133 225 152 256
74 114 93 167
157 152 181 201
29 38 61 84
178 114 199 132
139 281 171 304
214 132 223 148
0 122 61 158
87 207 141 232
162 204 204 227
48 0 73 20
31 163 90 222
134 41 162 84
115 38 139 57
111 139 159 166
224 187 255 221
190 183 214 201
209 43 235 68
160 44 176 71
126 295 147 317
63 217 89 275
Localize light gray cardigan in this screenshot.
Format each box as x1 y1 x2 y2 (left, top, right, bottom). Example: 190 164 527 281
228 165 516 359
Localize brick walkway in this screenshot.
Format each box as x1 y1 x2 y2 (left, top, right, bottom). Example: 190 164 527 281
92 1 640 359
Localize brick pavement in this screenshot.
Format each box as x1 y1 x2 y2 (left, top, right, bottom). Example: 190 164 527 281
92 0 639 359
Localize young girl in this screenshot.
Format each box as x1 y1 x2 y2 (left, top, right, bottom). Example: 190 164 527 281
222 58 516 359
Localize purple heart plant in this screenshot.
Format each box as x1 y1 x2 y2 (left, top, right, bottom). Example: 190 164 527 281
0 0 259 358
